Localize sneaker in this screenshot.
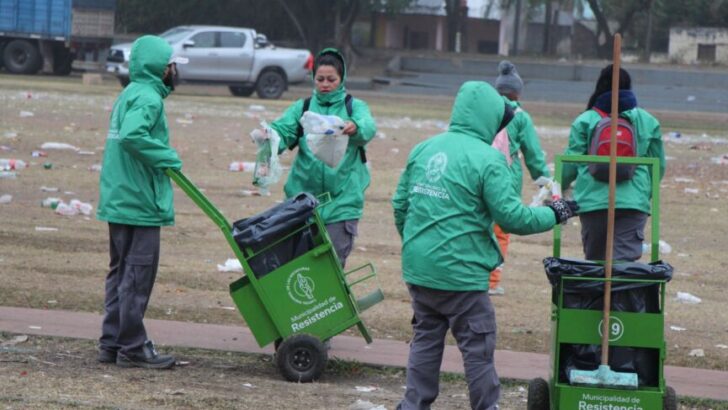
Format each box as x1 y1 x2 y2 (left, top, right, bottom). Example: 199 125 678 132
488 286 505 296
97 348 117 364
116 340 175 369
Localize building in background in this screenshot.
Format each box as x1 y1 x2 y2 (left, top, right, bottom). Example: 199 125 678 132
669 27 728 64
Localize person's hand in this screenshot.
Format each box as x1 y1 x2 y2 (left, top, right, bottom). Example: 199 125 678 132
342 121 357 136
548 199 579 224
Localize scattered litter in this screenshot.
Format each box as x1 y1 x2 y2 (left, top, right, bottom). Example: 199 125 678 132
41 197 60 208
390 148 400 154
0 171 17 179
3 131 18 138
716 344 728 349
28 325 42 330
217 258 242 272
102 374 112 379
218 306 236 311
164 389 185 395
43 162 53 170
0 194 11 204
0 145 12 152
241 189 267 197
659 240 672 254
349 399 386 410
47 300 57 304
684 188 700 194
675 291 701 304
242 383 254 388
19 111 34 118
688 348 705 357
77 150 95 156
176 118 194 125
710 154 728 165
1 335 28 347
248 104 266 112
673 177 694 183
31 150 47 157
677 253 689 257
229 161 255 172
0 159 27 170
377 132 387 139
356 246 367 252
355 386 378 393
518 386 527 393
686 95 696 102
177 361 190 366
667 131 681 139
34 226 59 232
69 199 93 216
40 142 79 151
40 186 59 192
88 164 102 172
669 326 686 332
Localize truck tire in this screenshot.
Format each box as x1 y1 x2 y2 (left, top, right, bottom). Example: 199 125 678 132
256 70 286 99
229 85 255 97
3 39 41 74
527 378 550 410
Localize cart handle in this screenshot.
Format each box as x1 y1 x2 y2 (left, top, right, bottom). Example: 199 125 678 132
344 263 377 287
166 169 231 231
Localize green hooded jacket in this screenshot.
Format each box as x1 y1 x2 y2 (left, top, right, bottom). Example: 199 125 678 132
503 98 550 194
271 48 377 224
392 82 557 292
97 35 182 227
562 108 665 214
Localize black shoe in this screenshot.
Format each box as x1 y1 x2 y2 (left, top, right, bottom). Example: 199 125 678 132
97 348 117 364
116 340 175 369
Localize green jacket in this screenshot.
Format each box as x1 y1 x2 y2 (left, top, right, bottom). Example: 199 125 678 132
392 81 557 291
97 35 182 227
562 107 665 214
271 48 376 224
503 98 550 194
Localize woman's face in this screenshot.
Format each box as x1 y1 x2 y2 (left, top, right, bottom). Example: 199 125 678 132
314 65 341 94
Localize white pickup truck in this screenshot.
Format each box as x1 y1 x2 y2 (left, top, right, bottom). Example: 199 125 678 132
106 25 312 99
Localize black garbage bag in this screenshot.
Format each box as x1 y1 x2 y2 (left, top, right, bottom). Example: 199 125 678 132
232 193 319 277
543 257 673 387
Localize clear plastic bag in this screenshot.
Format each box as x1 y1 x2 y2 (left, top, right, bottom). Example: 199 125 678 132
300 111 349 168
530 176 562 206
250 121 282 195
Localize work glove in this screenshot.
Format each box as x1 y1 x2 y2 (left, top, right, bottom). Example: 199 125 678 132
548 199 579 224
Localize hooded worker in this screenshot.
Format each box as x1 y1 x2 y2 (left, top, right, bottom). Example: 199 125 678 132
269 48 377 267
97 35 185 369
392 81 577 410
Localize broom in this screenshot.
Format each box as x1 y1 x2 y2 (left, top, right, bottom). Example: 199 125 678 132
568 33 639 389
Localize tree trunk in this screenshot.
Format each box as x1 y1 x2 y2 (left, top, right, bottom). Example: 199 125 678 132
273 0 307 48
643 0 654 62
586 0 612 58
542 0 552 55
335 0 361 71
445 0 459 51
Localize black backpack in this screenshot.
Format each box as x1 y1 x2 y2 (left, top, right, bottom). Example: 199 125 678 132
291 94 367 163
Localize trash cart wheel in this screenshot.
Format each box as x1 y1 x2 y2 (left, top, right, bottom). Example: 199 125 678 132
276 334 328 382
664 385 677 410
527 378 550 410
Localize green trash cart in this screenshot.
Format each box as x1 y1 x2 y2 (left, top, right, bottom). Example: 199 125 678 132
527 155 677 410
167 170 385 382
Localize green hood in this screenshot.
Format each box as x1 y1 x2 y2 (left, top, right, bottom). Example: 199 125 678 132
448 81 505 144
129 35 172 97
312 48 347 106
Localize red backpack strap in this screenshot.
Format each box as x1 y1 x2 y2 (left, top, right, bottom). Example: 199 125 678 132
593 107 608 118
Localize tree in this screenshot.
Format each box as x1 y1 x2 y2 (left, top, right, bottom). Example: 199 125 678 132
585 0 652 57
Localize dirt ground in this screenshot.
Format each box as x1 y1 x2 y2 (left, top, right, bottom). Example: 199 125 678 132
1 73 727 408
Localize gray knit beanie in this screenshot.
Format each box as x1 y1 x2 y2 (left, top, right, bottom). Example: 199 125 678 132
495 60 523 96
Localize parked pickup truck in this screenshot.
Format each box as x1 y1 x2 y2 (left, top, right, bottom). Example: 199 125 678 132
106 25 313 99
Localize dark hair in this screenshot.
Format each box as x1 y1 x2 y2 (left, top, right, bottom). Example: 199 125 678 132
314 53 344 79
586 64 632 109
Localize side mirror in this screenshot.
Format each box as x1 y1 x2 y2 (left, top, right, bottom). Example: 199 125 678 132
182 40 195 49
255 34 269 49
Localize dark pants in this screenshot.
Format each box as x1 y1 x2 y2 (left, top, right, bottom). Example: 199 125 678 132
580 210 648 262
325 220 358 268
99 223 160 356
399 284 500 410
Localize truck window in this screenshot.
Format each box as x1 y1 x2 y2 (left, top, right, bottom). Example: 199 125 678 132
191 32 216 48
220 32 246 48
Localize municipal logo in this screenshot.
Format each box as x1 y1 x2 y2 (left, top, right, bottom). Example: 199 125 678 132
425 152 448 183
286 267 316 305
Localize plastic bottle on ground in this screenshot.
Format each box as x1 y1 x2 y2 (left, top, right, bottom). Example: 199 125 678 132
41 197 61 209
229 161 255 172
54 202 78 216
0 194 12 204
0 159 27 170
69 199 93 216
0 171 17 179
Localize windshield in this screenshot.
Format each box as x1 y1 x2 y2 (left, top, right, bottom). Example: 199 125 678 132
159 27 194 44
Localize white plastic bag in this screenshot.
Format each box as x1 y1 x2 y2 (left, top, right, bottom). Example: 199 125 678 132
300 111 348 168
249 121 282 195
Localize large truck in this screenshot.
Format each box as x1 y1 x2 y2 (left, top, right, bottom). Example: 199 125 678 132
0 0 115 75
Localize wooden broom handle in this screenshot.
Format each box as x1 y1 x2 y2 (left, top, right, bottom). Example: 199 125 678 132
601 33 622 366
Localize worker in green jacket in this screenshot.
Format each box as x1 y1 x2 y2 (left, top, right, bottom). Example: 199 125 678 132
488 60 552 296
270 48 377 267
97 35 186 369
562 64 665 262
392 81 578 410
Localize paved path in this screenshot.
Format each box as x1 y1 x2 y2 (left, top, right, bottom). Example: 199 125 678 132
1 307 726 401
